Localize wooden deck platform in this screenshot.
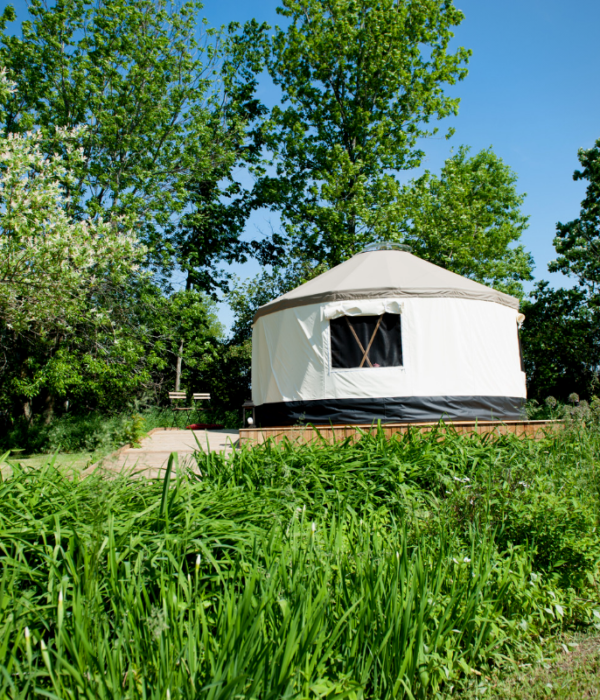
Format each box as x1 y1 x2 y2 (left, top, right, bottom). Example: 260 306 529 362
239 420 564 446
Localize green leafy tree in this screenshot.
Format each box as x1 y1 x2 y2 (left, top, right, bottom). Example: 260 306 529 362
0 68 149 420
0 279 158 422
522 139 600 402
0 0 248 278
0 3 270 420
187 339 252 425
0 67 227 421
520 282 600 401
171 20 274 295
550 138 600 292
148 288 224 395
0 120 142 335
255 0 471 267
0 278 225 421
396 146 533 296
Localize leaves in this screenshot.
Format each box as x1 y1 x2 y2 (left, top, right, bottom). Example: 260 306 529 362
550 138 600 291
396 146 533 296
1 427 600 696
0 104 143 334
0 0 241 277
0 5 255 414
255 0 471 266
520 282 600 401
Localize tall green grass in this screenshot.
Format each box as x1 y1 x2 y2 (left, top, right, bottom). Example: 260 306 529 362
1 425 600 698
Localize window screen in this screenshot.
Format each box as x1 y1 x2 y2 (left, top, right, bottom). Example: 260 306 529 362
330 313 402 369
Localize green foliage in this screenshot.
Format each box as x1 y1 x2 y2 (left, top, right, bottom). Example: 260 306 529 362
0 281 225 420
1 428 600 697
0 412 149 455
0 98 143 335
521 282 600 401
0 0 236 272
171 21 272 294
0 3 272 422
254 0 471 267
550 137 600 291
396 146 533 296
521 137 600 402
0 1 272 298
122 414 146 448
147 287 225 387
193 340 252 425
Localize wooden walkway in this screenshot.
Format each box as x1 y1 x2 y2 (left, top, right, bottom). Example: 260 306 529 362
88 421 563 476
98 428 239 477
239 420 563 446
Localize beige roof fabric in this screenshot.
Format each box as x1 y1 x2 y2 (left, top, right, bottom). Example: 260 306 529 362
253 249 519 322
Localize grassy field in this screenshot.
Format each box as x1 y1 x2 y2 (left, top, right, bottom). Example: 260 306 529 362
3 451 97 471
1 423 600 698
480 630 600 698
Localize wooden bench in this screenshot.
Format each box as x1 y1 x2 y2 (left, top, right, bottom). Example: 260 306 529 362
168 392 211 426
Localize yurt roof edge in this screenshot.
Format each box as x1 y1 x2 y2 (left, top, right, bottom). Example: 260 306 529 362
254 286 519 321
253 250 520 322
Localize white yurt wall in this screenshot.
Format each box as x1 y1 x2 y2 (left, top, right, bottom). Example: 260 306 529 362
252 298 525 405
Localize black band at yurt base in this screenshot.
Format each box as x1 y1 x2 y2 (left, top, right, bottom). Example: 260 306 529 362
254 395 526 427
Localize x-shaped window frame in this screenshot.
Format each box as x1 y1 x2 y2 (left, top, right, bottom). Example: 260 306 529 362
344 315 384 368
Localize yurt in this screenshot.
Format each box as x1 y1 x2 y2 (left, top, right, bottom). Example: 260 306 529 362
251 243 526 427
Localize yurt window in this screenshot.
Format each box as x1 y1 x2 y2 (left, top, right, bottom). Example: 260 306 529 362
330 313 402 369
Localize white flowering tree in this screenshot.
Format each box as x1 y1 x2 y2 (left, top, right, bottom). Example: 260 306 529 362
0 70 142 336
0 70 149 421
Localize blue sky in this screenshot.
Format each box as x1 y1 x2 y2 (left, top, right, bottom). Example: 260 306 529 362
199 0 600 329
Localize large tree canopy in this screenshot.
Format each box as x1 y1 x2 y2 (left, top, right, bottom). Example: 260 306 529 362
169 19 274 295
255 0 471 267
396 146 533 297
522 137 600 402
0 0 259 287
0 1 270 421
550 138 600 293
0 68 150 418
0 65 230 420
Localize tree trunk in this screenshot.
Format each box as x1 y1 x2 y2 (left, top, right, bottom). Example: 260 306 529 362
43 394 55 426
175 338 184 391
174 275 192 391
23 400 32 423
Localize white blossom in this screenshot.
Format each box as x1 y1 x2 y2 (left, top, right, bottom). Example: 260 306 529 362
0 116 144 333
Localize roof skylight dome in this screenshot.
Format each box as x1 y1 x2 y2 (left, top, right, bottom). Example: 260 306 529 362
360 241 412 254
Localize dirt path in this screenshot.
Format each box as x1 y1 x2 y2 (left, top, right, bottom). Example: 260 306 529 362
98 428 239 477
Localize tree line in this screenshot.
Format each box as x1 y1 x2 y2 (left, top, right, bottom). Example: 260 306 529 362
0 0 597 428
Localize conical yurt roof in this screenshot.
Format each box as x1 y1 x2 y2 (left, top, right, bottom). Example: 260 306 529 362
253 244 519 322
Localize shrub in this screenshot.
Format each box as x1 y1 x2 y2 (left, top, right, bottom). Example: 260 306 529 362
0 412 149 454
